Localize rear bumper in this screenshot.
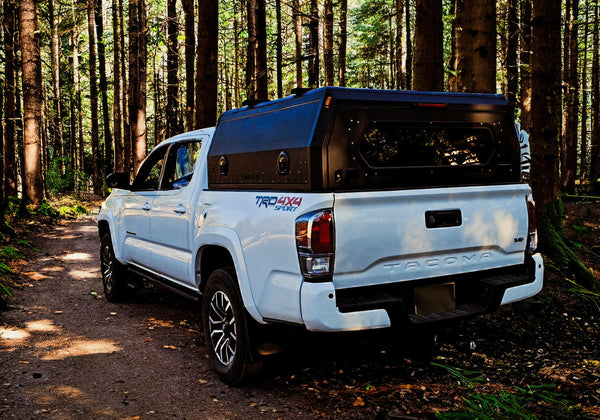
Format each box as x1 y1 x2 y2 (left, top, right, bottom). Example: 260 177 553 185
299 254 544 332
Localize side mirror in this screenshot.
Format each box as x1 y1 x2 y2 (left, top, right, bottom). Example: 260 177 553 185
106 172 131 190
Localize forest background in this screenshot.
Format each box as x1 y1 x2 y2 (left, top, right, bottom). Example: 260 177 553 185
0 0 599 290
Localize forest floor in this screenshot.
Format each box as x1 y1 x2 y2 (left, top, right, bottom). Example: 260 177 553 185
0 200 599 419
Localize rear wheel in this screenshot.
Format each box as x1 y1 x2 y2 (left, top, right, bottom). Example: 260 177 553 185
100 233 132 302
202 268 263 385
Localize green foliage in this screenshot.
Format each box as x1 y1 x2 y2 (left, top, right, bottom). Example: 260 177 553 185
436 385 575 420
0 246 24 261
59 204 89 219
566 279 600 310
38 201 60 218
17 240 40 251
431 362 486 388
46 157 90 196
538 199 597 290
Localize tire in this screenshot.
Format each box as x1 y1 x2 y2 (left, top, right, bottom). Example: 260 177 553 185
100 233 133 302
202 268 263 385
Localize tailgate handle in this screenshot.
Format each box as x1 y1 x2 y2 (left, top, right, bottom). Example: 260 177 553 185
425 209 462 229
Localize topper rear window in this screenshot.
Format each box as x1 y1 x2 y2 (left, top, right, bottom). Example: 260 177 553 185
358 123 495 169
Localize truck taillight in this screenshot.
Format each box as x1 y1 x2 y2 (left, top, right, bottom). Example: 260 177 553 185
295 209 334 279
526 195 538 254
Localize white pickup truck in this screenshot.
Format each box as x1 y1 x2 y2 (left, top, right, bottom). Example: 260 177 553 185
98 87 543 384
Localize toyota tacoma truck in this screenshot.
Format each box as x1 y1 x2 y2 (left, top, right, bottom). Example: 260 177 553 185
98 87 544 384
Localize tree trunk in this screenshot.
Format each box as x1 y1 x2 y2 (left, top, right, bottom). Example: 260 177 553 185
292 0 303 88
0 68 4 214
561 0 579 194
519 0 532 130
19 0 44 206
338 0 347 87
530 0 596 288
580 1 589 180
195 0 218 127
72 0 84 177
504 0 518 105
255 0 267 98
112 0 124 172
133 0 147 172
447 0 457 90
308 0 319 88
120 0 130 175
96 0 112 176
323 0 334 86
453 0 496 93
233 3 240 107
246 0 257 100
591 4 600 182
413 0 443 91
166 0 179 138
183 0 194 131
395 0 404 89
49 0 64 165
404 0 412 90
3 0 18 197
88 0 101 194
275 0 283 97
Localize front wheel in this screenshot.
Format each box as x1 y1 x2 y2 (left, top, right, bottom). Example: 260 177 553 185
202 268 263 385
100 233 132 302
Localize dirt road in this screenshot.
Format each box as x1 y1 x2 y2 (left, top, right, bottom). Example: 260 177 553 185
1 210 599 419
0 215 324 419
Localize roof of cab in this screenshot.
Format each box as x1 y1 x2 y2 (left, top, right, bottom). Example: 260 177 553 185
161 127 215 145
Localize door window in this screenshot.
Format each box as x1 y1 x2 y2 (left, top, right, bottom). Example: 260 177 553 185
131 145 169 191
162 141 202 190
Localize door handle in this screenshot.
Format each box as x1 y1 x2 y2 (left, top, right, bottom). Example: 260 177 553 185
141 202 151 211
173 205 187 214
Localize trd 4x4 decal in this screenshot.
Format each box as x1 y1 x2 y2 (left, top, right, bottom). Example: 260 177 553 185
255 196 303 212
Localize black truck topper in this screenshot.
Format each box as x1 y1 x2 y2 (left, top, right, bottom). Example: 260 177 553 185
207 87 520 191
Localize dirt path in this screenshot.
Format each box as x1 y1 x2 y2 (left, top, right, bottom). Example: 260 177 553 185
0 215 317 419
1 210 599 419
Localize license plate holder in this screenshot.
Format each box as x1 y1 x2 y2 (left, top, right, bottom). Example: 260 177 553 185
414 283 456 315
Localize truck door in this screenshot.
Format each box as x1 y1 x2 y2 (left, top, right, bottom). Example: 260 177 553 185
149 139 204 284
121 144 169 268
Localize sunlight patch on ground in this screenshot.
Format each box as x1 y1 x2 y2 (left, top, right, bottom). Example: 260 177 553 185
28 384 118 417
76 225 98 234
25 319 62 333
61 252 92 261
40 338 122 361
23 272 52 281
69 269 100 279
40 266 65 273
0 327 31 340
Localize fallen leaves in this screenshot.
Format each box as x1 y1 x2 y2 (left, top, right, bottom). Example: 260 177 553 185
352 397 365 406
163 345 177 350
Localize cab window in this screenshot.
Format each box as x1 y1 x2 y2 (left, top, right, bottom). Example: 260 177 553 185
131 145 169 191
161 141 202 190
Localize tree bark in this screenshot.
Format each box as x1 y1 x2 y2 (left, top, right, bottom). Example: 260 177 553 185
112 0 124 172
120 0 130 175
323 0 334 86
504 0 518 105
166 0 179 138
519 0 532 130
308 0 319 88
3 0 18 197
338 0 347 87
71 0 84 177
292 0 303 88
195 0 218 127
133 0 147 172
182 0 194 130
246 0 257 100
452 0 496 93
561 0 579 194
19 0 44 206
591 3 600 181
580 1 589 180
404 0 412 90
88 0 101 194
530 0 596 288
96 0 112 175
275 0 283 97
395 0 404 89
255 0 267 98
49 0 64 165
413 0 443 91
